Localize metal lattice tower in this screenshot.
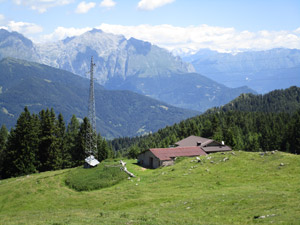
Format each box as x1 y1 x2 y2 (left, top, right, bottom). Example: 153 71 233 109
85 56 97 156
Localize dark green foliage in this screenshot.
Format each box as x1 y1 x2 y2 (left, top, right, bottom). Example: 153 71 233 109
38 108 62 172
72 117 90 167
112 111 297 155
0 125 8 151
2 107 39 178
64 115 80 168
0 108 111 179
0 125 8 178
65 161 127 191
97 134 113 162
286 110 300 154
127 145 140 159
209 86 300 114
111 87 300 156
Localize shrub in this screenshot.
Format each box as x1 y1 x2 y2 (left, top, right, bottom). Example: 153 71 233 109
65 163 127 191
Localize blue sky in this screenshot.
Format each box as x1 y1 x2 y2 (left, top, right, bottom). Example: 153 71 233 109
0 0 300 53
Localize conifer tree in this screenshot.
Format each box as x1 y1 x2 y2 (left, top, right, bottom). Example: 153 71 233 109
3 107 39 178
0 125 8 178
38 108 61 171
65 115 80 168
97 134 113 161
287 110 300 154
57 113 66 168
73 117 90 166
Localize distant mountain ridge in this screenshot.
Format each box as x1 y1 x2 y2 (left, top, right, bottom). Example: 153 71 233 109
0 28 194 84
0 57 198 139
183 48 300 93
0 29 256 112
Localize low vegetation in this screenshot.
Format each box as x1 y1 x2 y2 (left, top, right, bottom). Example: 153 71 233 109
0 151 299 224
65 160 127 191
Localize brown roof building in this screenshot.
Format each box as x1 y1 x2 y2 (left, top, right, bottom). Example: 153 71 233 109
138 136 232 169
175 135 232 153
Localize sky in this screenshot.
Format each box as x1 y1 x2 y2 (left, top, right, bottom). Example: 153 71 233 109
0 0 300 53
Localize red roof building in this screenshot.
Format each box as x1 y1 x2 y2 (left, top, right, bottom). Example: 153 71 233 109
138 146 206 168
137 136 232 168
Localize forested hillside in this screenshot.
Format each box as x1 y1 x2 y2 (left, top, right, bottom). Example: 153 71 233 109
111 87 300 156
211 86 300 113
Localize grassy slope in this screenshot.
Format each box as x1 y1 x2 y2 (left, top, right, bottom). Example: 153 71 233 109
0 151 299 225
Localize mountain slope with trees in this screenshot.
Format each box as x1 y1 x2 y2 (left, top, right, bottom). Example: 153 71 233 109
209 86 300 114
0 57 198 138
111 86 300 156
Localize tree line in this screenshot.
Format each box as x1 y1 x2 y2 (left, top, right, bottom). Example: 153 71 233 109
0 107 113 179
111 110 300 158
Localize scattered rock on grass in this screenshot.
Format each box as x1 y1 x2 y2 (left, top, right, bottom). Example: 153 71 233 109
254 214 276 219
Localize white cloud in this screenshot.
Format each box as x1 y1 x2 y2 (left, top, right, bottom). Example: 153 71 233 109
31 24 300 54
7 21 43 35
294 27 300 34
137 0 175 10
12 0 74 13
96 24 300 54
100 0 116 8
39 26 91 42
75 1 96 14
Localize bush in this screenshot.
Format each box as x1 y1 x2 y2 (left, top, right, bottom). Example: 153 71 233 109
65 163 127 191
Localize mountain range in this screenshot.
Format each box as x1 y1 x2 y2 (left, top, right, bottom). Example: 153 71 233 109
0 57 198 139
182 48 300 93
0 28 255 112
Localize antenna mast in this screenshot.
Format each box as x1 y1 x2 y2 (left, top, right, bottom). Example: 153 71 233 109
86 56 97 156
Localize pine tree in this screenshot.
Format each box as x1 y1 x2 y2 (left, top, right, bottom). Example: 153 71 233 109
287 110 300 154
65 115 80 168
38 108 61 172
97 134 113 161
57 113 67 168
2 107 39 178
0 125 8 151
0 125 8 178
73 117 90 166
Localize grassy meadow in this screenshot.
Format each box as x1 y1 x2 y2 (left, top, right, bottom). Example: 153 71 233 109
0 151 299 224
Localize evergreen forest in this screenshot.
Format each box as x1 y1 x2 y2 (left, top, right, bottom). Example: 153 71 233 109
0 107 113 179
111 86 300 158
